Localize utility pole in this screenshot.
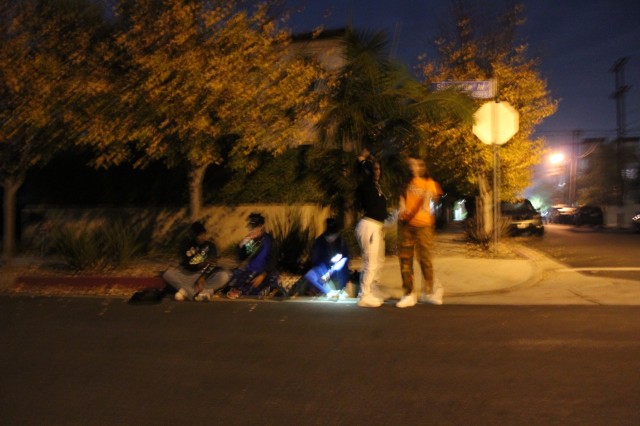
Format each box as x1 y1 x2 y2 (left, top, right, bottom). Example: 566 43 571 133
611 57 630 139
610 57 630 206
569 130 582 206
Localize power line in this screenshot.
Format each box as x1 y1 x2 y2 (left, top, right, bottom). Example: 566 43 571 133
535 129 618 135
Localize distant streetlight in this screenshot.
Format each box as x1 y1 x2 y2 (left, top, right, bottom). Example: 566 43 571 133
549 152 565 165
547 150 576 205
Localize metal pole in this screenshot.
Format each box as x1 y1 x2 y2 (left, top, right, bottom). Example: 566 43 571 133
493 143 499 256
492 102 499 257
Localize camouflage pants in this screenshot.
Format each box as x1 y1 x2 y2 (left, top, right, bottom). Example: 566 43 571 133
398 222 434 296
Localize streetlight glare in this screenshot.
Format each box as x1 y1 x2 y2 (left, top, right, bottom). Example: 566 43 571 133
549 152 565 165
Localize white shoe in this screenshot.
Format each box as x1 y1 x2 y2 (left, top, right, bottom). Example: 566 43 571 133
194 289 213 302
357 294 383 308
323 290 339 301
396 293 417 308
423 287 444 305
174 288 188 301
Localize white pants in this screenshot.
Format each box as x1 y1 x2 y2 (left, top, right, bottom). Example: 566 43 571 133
355 218 385 297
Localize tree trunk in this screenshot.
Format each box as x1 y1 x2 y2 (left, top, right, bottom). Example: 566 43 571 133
188 164 207 222
477 173 493 239
2 175 23 265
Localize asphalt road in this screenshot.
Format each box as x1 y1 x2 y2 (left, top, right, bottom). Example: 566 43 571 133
2 296 640 425
520 224 640 281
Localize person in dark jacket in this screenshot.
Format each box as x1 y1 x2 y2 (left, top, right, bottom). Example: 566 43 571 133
302 217 350 299
162 221 230 301
354 148 388 308
224 213 279 299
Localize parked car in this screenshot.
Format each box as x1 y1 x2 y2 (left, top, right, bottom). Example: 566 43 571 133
573 205 604 227
501 199 544 236
546 205 576 224
633 212 640 233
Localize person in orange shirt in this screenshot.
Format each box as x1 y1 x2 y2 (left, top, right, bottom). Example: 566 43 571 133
396 156 443 308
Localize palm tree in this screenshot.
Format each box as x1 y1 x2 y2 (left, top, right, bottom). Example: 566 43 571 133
314 27 473 225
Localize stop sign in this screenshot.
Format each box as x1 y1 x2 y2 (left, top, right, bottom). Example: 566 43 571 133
472 101 519 145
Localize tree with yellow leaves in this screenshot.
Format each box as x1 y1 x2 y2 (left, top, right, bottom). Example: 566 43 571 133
85 0 323 221
0 0 108 263
419 0 557 239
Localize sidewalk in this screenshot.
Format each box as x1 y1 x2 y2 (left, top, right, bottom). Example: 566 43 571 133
427 229 640 305
328 226 640 306
3 225 640 305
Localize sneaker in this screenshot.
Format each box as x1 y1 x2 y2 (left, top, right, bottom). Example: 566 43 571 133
337 289 349 300
174 288 188 301
325 290 340 301
357 294 383 308
194 289 213 302
423 287 444 305
396 293 417 308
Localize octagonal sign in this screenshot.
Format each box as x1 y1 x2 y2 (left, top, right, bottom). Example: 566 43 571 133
472 101 519 145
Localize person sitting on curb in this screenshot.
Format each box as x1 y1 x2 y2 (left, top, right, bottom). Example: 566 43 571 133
221 213 280 299
162 221 230 302
298 217 350 300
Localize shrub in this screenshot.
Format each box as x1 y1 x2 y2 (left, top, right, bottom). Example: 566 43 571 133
269 209 316 274
51 227 106 271
100 219 145 268
465 217 512 251
51 220 145 271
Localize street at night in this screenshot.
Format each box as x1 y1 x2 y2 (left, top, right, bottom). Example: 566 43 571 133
2 1 640 424
1 297 640 425
523 224 640 282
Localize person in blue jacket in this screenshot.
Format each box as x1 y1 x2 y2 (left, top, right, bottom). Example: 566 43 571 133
224 213 279 299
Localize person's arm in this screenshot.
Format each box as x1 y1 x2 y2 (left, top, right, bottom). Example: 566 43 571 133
195 241 218 292
238 228 262 260
357 148 370 162
398 193 407 221
250 236 275 288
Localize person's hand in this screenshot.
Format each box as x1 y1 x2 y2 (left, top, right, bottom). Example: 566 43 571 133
239 229 261 247
194 276 205 293
251 273 266 288
358 148 370 161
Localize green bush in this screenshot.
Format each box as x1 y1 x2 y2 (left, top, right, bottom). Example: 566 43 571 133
51 221 144 271
51 227 107 271
101 219 145 268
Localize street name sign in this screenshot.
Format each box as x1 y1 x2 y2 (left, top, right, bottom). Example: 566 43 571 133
432 80 496 99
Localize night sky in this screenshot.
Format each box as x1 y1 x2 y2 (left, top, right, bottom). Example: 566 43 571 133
285 0 640 147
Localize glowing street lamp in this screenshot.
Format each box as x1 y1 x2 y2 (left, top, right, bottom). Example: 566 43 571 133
547 150 576 205
549 152 565 165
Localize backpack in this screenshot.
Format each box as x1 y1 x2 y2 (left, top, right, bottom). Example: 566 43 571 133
128 287 166 305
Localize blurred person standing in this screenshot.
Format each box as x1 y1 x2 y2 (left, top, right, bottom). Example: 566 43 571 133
354 149 388 308
396 156 443 308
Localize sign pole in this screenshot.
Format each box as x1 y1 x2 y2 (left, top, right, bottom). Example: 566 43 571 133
471 79 519 258
492 103 499 257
